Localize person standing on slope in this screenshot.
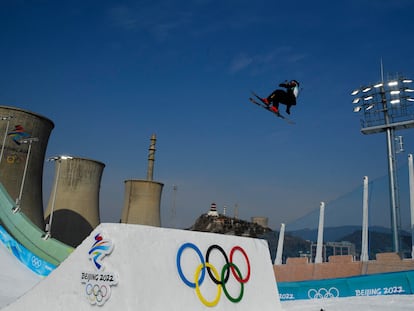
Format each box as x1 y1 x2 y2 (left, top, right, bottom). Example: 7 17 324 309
262 80 300 115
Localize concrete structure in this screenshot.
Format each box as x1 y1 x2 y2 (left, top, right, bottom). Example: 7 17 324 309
121 134 164 226
310 241 356 262
0 106 54 229
44 157 105 247
251 216 268 228
274 252 414 282
121 180 163 226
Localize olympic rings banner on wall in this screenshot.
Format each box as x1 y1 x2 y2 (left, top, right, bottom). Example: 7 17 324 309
176 242 252 307
278 270 414 301
0 224 283 310
0 225 55 276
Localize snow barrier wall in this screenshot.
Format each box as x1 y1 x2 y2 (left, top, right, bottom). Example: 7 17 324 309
3 223 282 311
0 225 55 276
278 270 414 301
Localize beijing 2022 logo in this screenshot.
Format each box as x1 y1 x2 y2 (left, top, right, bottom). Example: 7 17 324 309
176 242 251 307
80 233 118 306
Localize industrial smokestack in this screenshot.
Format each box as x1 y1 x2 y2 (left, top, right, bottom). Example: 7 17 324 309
0 106 54 229
121 134 164 226
147 133 156 181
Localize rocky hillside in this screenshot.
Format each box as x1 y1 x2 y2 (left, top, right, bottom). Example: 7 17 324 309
187 213 272 237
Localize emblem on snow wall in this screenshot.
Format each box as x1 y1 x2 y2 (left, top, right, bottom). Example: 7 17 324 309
81 233 118 306
89 233 113 270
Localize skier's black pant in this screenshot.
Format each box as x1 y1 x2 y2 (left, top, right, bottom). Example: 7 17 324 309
267 90 296 114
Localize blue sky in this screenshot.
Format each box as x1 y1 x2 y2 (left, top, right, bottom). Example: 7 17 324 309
1 0 414 230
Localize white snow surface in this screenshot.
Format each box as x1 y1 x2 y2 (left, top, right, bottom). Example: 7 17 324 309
281 295 414 310
0 242 41 309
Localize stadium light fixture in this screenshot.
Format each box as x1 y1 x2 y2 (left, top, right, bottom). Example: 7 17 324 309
43 155 73 239
13 137 39 213
350 73 414 253
0 115 14 170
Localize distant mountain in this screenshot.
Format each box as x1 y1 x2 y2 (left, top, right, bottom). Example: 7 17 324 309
187 213 271 237
187 215 413 262
287 225 394 242
187 214 312 262
288 226 412 259
338 229 412 259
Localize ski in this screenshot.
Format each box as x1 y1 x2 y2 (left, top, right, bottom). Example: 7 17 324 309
249 93 295 124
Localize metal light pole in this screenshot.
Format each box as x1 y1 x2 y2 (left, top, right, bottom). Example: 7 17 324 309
351 74 414 253
315 202 325 263
43 155 73 239
408 154 414 258
361 176 369 262
274 223 285 265
0 115 14 170
13 137 39 213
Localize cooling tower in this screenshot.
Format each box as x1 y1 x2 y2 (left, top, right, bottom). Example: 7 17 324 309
251 216 269 228
44 157 105 247
121 134 164 226
0 106 54 229
121 180 164 226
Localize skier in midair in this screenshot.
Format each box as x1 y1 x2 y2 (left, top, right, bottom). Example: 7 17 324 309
262 80 300 115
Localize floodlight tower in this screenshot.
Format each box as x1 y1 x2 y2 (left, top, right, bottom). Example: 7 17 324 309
351 73 414 253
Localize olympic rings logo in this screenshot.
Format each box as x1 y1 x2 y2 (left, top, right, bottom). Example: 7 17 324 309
30 255 42 269
85 283 110 306
308 287 339 299
6 155 21 164
176 242 251 307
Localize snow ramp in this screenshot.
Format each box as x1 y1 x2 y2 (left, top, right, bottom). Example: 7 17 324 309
0 183 73 266
2 223 282 311
0 236 42 308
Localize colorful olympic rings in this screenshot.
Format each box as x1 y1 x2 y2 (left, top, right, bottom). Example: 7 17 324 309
222 262 244 303
230 246 250 283
176 242 205 288
195 262 221 307
206 244 230 285
176 242 251 306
